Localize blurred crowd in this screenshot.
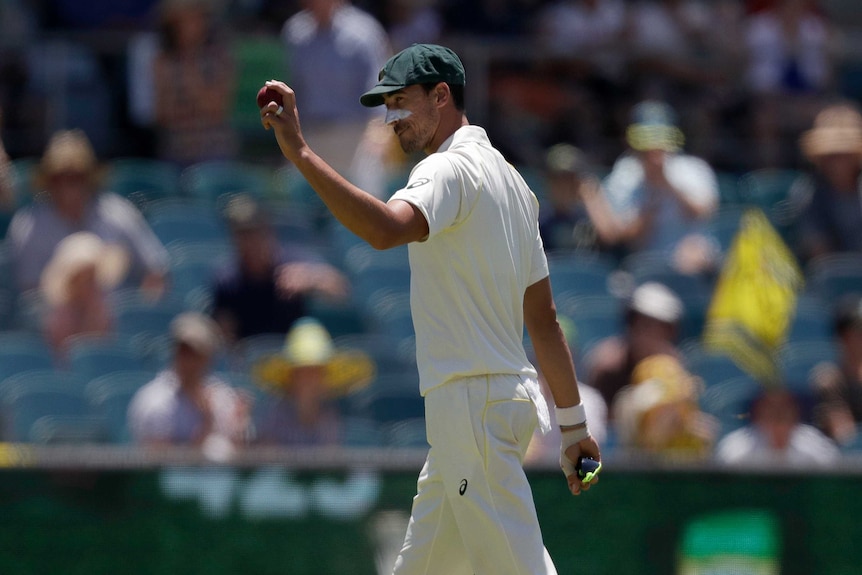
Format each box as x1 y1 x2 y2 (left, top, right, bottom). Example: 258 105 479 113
0 0 860 469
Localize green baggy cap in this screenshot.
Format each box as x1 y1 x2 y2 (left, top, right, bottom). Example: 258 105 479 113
360 43 465 108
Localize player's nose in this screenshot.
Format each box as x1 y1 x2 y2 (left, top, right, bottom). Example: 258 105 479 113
385 108 412 126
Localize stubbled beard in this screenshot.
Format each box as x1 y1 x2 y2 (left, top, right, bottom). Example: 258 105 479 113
397 129 425 154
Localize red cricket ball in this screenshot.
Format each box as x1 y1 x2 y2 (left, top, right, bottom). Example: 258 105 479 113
256 86 283 109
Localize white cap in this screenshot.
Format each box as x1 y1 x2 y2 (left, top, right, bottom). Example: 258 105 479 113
630 282 683 324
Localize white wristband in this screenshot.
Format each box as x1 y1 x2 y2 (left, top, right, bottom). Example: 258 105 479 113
555 403 587 427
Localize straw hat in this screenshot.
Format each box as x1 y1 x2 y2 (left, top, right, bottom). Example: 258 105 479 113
800 103 862 160
625 100 685 153
33 130 104 192
40 232 129 306
253 317 375 395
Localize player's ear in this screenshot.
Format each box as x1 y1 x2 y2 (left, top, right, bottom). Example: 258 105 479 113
434 83 449 106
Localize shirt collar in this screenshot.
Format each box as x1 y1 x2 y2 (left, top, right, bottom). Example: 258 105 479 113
435 125 490 153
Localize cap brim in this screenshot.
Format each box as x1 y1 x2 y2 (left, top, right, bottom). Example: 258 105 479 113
360 84 405 107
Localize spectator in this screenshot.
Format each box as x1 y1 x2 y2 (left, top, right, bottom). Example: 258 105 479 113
39 232 128 363
252 316 375 445
587 281 685 407
612 354 717 458
792 101 862 261
743 0 836 167
602 100 720 272
128 311 250 451
812 295 862 446
6 130 169 295
152 0 237 166
212 194 350 345
716 386 840 465
281 0 391 179
538 142 622 254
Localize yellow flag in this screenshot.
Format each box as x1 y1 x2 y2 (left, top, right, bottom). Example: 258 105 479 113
703 209 803 384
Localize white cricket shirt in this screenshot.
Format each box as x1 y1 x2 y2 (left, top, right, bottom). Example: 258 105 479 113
390 126 549 395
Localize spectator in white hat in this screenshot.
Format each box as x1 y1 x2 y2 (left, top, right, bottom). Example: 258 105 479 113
40 231 129 363
585 281 685 408
128 311 251 452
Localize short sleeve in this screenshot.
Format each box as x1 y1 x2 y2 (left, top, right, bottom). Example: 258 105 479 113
529 225 549 286
389 155 463 240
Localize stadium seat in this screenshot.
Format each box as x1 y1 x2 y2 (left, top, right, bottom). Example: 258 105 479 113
621 251 714 298
715 171 741 205
106 157 180 208
9 157 39 207
0 370 89 441
0 337 56 383
354 266 412 313
147 203 228 246
786 295 833 344
28 415 109 444
546 251 617 299
555 294 624 356
66 335 151 381
683 344 750 389
85 370 157 443
345 369 420 420
736 169 808 238
363 291 414 339
341 416 385 448
777 340 839 396
333 333 417 374
264 199 323 247
273 165 329 221
115 300 182 338
180 161 272 206
704 205 746 253
806 252 862 304
343 242 410 277
307 297 367 339
699 376 763 436
736 168 804 211
363 388 425 424
235 333 289 373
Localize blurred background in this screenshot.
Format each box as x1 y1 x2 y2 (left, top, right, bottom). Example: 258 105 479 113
0 0 861 573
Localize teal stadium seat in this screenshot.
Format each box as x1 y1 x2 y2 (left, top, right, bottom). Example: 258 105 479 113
85 370 158 443
806 253 862 304
66 335 151 381
28 415 109 444
106 157 180 209
555 294 624 357
546 251 616 299
0 335 55 382
180 161 272 206
0 370 89 441
699 376 762 436
777 340 839 396
147 201 228 245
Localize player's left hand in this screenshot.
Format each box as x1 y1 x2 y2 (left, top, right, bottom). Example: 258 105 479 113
560 431 601 496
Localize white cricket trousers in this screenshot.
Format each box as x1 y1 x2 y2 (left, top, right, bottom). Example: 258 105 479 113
392 374 558 575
